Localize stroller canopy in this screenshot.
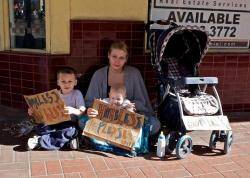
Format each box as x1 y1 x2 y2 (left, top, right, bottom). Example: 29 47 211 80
149 23 209 78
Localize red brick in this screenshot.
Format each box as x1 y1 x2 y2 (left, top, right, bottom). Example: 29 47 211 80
46 160 62 175
121 160 151 168
154 163 185 172
181 162 204 176
64 173 81 178
30 150 59 161
72 151 89 159
0 169 29 178
32 175 63 178
205 157 233 165
0 148 13 163
80 171 97 178
160 169 191 177
58 151 74 159
235 169 250 177
14 151 29 162
104 157 122 169
194 172 224 178
90 157 108 171
214 162 242 173
231 156 250 169
61 159 93 173
31 161 46 176
193 160 218 174
140 166 161 177
96 169 128 178
221 171 240 178
125 167 145 178
0 162 28 171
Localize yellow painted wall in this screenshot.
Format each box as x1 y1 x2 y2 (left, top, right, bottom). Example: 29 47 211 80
71 0 148 21
0 0 10 51
0 0 3 51
0 0 147 53
52 0 148 53
48 0 70 54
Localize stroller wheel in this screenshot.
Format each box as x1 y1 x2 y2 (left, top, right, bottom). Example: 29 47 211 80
176 135 192 159
223 130 233 154
209 130 219 150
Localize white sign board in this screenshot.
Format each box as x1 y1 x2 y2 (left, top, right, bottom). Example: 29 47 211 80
149 0 250 48
182 115 231 130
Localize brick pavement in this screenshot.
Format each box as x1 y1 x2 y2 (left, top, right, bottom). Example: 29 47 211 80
1 106 250 178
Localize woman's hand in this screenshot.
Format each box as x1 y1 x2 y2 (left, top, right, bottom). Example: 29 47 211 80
87 107 98 118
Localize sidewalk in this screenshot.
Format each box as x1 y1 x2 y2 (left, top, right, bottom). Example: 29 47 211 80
0 105 250 178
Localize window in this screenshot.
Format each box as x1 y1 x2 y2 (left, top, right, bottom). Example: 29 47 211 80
9 0 45 49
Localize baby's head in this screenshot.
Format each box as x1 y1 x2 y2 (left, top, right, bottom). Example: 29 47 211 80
57 67 77 94
109 85 126 106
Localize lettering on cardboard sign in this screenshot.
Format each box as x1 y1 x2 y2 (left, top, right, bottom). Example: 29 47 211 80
24 89 70 125
83 99 145 150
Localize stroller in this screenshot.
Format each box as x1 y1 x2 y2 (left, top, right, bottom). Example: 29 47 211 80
146 20 233 159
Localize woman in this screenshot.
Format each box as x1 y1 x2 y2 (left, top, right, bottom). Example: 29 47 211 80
85 41 160 135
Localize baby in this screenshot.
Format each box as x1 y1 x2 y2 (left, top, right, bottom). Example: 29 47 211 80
103 85 135 112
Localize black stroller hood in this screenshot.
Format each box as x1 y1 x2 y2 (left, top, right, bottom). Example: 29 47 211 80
148 22 210 78
157 25 209 65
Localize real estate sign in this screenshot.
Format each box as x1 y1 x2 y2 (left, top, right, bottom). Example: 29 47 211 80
149 0 250 48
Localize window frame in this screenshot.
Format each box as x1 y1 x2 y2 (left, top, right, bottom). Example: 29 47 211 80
0 0 51 53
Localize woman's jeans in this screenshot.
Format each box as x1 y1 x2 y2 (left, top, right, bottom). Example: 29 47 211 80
147 115 161 136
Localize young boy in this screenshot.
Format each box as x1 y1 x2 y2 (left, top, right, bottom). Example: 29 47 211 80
27 66 86 150
103 85 135 112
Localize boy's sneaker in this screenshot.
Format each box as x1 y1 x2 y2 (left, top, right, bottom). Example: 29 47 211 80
70 137 79 150
27 135 40 150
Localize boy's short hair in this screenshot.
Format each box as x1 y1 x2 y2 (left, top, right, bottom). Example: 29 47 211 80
57 66 77 78
110 85 126 97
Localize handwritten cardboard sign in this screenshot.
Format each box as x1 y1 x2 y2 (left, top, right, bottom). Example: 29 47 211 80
182 115 231 131
83 99 145 151
24 89 70 125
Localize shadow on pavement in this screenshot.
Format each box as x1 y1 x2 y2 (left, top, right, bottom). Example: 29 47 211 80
143 151 179 161
0 105 31 150
0 121 30 150
191 144 224 157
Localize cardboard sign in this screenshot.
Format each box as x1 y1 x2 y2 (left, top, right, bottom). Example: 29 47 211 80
83 99 145 151
182 115 231 131
24 89 70 125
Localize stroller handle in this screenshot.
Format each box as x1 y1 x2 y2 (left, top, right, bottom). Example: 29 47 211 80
181 77 218 85
145 20 178 31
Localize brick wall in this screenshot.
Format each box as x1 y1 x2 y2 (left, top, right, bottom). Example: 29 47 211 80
0 20 250 112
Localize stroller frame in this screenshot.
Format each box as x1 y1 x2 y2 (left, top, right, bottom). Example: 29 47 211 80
146 20 233 159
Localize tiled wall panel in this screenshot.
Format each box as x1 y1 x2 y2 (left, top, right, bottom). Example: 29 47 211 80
0 20 250 112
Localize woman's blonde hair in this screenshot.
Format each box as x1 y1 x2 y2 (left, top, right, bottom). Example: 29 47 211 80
108 41 128 57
